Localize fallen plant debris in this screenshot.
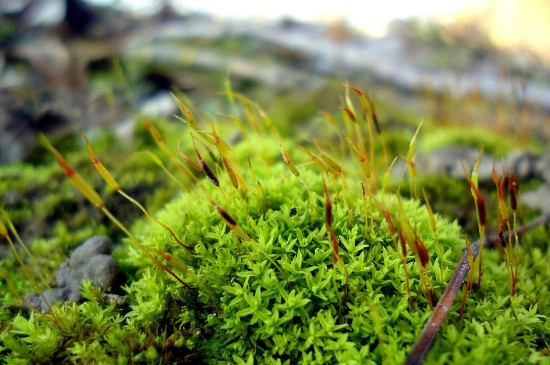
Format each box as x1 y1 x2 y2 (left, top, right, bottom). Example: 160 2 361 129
404 212 550 365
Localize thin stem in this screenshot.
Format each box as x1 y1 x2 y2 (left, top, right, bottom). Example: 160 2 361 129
404 213 550 365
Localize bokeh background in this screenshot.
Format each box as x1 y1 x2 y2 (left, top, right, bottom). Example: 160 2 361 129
1 0 550 245
1 0 549 163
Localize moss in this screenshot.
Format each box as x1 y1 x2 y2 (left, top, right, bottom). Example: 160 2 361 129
0 129 183 334
428 242 550 364
1 282 153 364
419 125 543 157
1 89 549 365
126 151 464 364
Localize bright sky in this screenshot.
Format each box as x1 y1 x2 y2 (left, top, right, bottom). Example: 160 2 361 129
91 0 479 35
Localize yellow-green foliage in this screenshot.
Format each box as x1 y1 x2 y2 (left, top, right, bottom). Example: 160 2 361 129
1 90 550 365
121 135 464 363
419 125 543 157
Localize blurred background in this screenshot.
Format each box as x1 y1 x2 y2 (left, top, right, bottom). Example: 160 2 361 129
2 0 550 248
1 0 549 164
90 0 550 56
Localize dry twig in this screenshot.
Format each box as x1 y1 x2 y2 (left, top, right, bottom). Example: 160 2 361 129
404 213 550 365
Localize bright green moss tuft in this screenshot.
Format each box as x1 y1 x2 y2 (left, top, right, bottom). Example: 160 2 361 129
1 90 549 364
119 133 464 364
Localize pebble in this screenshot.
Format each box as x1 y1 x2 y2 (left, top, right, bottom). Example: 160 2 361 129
416 146 550 185
139 91 178 117
505 150 541 180
521 185 550 213
536 149 550 183
412 146 496 183
24 235 120 313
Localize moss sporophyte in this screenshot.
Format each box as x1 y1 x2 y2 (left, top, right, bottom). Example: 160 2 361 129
1 85 550 364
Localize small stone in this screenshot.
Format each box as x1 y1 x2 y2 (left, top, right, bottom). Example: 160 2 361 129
536 150 550 183
521 185 550 213
64 237 118 291
55 260 72 287
139 91 177 117
69 236 113 268
79 254 119 290
25 236 120 313
24 287 71 314
66 281 82 302
505 150 540 180
415 146 496 183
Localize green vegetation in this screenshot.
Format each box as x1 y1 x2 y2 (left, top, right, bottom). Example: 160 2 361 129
1 86 549 364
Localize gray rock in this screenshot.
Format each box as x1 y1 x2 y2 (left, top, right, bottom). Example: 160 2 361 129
416 146 549 184
505 150 541 180
24 287 71 314
8 36 77 88
19 0 65 28
521 185 550 214
69 236 113 268
56 253 118 292
536 149 550 183
80 254 119 289
26 236 119 313
139 91 178 117
416 146 496 183
54 260 73 288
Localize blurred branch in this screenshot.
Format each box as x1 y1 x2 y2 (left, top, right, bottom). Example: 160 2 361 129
404 213 550 365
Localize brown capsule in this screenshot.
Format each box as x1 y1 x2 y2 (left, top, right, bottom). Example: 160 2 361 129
215 204 237 227
325 201 333 229
493 167 509 221
331 231 339 265
177 138 202 171
468 181 486 227
345 84 369 117
426 288 436 308
201 160 219 186
323 177 333 228
340 107 357 123
193 137 219 186
383 210 396 237
372 196 396 238
346 84 365 98
415 236 430 268
477 197 486 227
509 172 519 211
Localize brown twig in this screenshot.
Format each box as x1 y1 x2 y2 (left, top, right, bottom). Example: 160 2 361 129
404 213 550 365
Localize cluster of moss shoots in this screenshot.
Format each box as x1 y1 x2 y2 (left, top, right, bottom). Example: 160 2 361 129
0 84 548 364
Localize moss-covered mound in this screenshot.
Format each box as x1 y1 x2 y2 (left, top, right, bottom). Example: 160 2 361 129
123 136 466 364
1 91 549 364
